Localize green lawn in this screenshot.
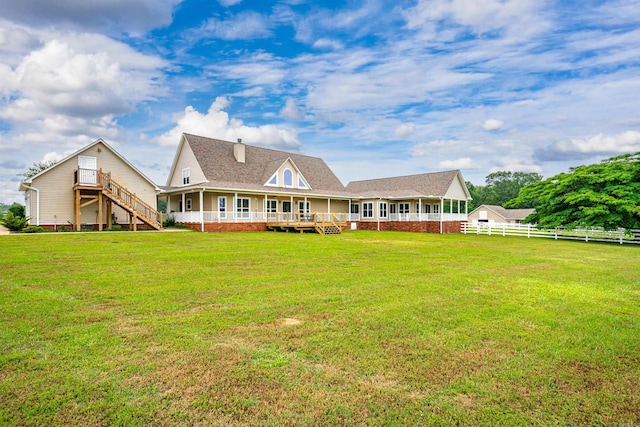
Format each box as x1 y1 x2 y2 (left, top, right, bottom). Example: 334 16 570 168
1 231 638 426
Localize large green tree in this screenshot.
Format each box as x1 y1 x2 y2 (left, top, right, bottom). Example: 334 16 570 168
507 152 640 230
467 171 542 210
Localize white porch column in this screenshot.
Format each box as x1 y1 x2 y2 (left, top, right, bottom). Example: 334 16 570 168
450 199 453 215
418 198 422 221
181 193 185 212
234 192 238 223
348 199 351 220
199 190 204 232
167 195 171 214
327 198 331 214
458 200 461 216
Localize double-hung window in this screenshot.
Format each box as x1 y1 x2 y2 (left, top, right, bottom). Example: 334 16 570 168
362 202 374 219
399 203 410 214
266 199 277 213
236 197 250 219
298 201 310 213
379 202 388 219
433 203 440 214
182 168 190 186
218 196 227 219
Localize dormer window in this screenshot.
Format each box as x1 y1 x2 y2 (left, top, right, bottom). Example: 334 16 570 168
263 160 312 190
182 168 190 186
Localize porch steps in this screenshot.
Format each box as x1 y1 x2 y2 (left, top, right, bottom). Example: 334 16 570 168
315 224 342 235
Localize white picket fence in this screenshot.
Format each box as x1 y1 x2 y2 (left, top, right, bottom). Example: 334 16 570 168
462 222 640 245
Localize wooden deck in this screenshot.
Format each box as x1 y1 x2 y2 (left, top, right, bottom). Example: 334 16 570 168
266 213 347 234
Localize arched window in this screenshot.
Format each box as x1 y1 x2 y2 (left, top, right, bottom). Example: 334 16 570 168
283 169 293 187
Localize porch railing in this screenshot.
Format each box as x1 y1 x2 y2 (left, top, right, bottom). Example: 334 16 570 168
170 211 466 223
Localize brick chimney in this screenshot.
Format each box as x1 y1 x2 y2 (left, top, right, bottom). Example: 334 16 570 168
233 138 245 163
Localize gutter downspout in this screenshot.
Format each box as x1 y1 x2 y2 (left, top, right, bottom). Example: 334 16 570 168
440 196 444 234
200 189 204 232
377 198 381 231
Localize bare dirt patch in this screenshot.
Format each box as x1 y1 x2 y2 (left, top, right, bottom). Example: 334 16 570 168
274 318 302 326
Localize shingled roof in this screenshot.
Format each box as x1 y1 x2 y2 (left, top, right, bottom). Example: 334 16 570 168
345 170 462 199
180 133 349 196
475 205 535 220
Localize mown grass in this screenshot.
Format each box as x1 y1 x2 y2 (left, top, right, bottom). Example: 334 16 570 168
1 231 638 426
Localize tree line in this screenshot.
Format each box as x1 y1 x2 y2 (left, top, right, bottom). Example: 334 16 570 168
469 152 640 230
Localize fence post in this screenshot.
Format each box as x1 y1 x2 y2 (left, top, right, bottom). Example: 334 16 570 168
554 228 558 240
527 224 530 238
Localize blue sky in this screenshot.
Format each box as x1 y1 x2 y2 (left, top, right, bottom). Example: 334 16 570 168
1 0 639 204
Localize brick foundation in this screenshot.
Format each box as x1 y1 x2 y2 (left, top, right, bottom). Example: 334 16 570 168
183 222 269 232
35 223 154 231
353 221 462 234
182 221 463 233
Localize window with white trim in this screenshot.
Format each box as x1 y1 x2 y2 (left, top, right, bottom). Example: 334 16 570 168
186 198 192 211
424 204 431 214
283 169 293 187
362 202 374 219
390 204 397 215
433 203 440 214
379 202 388 218
218 196 227 218
298 177 308 188
236 197 250 219
399 203 410 214
182 168 190 186
265 199 277 213
298 201 310 213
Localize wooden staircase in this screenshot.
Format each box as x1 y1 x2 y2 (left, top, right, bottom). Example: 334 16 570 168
74 168 162 231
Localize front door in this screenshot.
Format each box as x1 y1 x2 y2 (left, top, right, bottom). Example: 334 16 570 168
78 156 97 185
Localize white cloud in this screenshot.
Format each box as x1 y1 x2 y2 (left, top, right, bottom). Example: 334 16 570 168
218 0 243 6
0 0 180 34
157 97 301 150
490 163 542 174
403 0 548 39
313 38 344 50
439 157 475 169
482 119 504 131
2 35 166 117
201 11 271 40
280 97 305 121
540 131 640 158
394 123 415 138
